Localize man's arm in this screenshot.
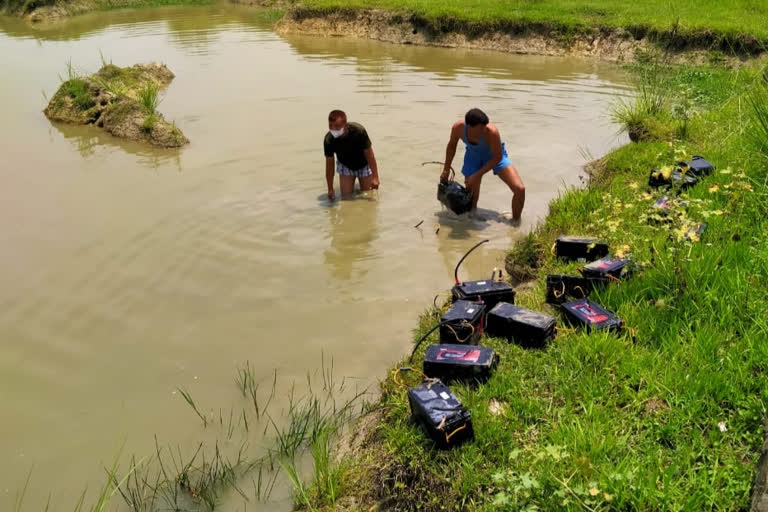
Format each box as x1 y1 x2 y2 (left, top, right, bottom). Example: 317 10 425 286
363 147 379 189
441 122 462 181
325 156 335 201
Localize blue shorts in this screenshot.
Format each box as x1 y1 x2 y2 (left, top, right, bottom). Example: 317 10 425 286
461 142 511 177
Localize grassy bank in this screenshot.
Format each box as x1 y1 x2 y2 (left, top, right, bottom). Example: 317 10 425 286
285 0 768 56
292 60 768 510
0 0 212 17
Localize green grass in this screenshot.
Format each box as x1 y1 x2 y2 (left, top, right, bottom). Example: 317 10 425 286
0 0 211 15
293 0 768 52
324 60 768 511
138 81 160 114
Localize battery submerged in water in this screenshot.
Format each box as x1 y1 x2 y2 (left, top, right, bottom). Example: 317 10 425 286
437 180 473 215
554 235 609 262
545 274 606 304
561 299 623 333
451 280 515 311
408 380 474 449
486 302 556 348
580 257 633 280
439 300 485 344
423 344 498 382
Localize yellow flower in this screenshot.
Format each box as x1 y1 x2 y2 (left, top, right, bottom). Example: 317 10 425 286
641 192 653 200
713 210 724 216
708 185 719 193
629 182 639 190
589 488 600 497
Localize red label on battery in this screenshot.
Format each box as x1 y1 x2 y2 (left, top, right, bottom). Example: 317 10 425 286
437 348 481 362
574 304 609 323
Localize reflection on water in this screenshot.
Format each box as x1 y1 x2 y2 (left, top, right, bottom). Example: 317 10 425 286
0 5 629 510
51 121 183 168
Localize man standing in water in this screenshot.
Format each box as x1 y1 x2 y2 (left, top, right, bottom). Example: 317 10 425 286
440 108 525 223
324 110 380 201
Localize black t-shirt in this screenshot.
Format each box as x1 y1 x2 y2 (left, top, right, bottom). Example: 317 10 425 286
323 122 372 171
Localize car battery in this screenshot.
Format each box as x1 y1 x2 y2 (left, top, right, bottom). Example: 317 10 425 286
437 180 473 215
486 302 556 348
451 280 515 311
408 380 474 449
422 344 498 382
545 274 606 304
579 257 633 280
561 299 623 333
439 300 485 345
649 167 698 189
554 235 609 262
678 155 714 177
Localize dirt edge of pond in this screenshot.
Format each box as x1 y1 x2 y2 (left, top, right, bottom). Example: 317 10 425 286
44 63 189 148
271 6 766 66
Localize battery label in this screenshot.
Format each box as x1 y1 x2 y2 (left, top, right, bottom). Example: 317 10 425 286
574 304 609 323
437 348 481 362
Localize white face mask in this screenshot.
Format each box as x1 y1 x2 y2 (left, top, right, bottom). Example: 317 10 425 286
329 128 345 138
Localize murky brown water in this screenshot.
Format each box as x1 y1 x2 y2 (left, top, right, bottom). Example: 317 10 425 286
0 5 629 509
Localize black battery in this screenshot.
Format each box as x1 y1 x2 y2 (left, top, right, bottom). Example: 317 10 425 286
561 299 623 333
423 344 498 382
554 235 609 262
649 167 698 189
408 380 474 449
437 180 473 215
678 155 714 177
486 302 556 348
439 300 485 345
579 257 632 280
451 280 515 311
545 274 607 304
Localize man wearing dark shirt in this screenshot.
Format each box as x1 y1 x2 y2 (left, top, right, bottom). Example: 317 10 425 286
324 110 380 201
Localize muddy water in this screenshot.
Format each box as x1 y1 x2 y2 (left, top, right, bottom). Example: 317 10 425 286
0 5 629 509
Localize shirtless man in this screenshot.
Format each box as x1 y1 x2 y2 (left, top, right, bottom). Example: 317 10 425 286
440 108 525 221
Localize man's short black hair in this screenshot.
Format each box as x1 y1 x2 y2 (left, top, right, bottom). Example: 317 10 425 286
328 110 347 123
465 108 489 127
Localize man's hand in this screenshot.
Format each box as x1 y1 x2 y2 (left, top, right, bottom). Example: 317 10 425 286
328 188 336 202
440 169 450 182
372 175 380 189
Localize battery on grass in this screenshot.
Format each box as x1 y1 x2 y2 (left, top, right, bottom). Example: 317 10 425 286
408 380 474 449
561 299 623 333
451 280 515 311
554 235 609 262
486 302 556 348
678 155 715 177
422 344 498 382
545 274 606 304
439 300 484 345
649 167 699 190
579 257 633 280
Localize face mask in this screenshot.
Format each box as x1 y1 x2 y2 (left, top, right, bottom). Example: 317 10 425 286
330 128 345 138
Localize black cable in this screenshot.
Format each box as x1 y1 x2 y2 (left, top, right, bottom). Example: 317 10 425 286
454 239 490 284
409 321 447 364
